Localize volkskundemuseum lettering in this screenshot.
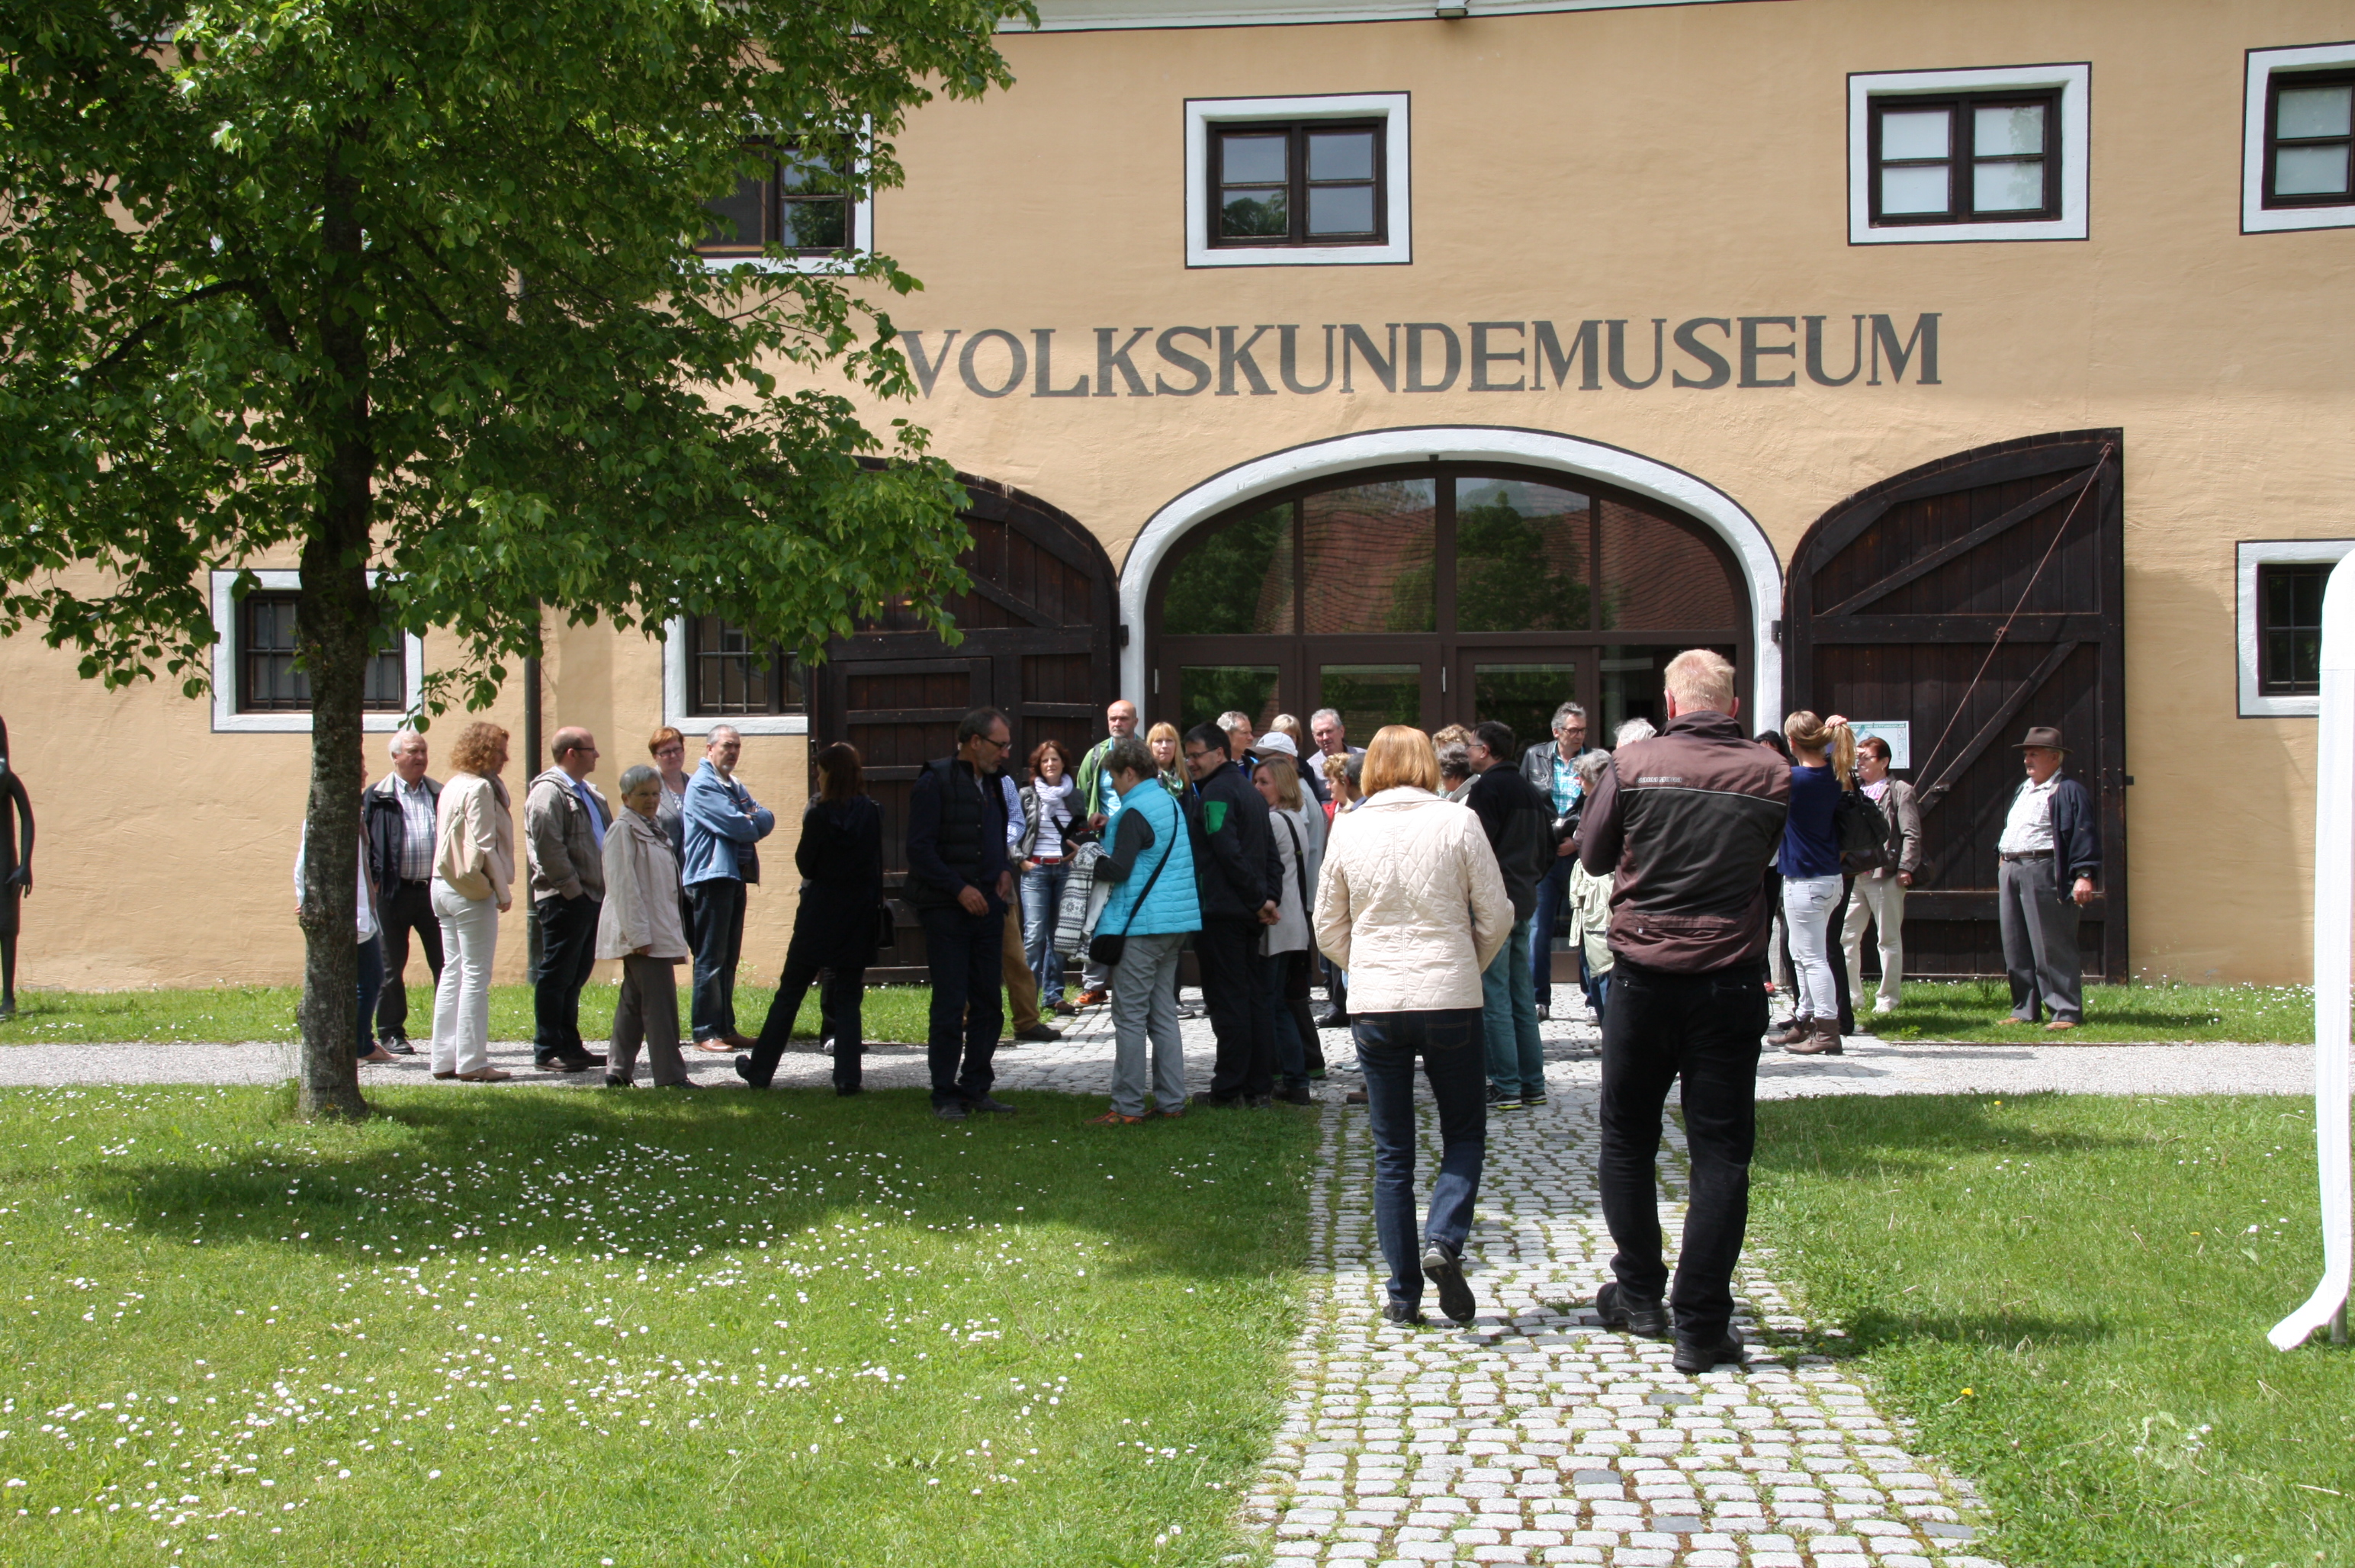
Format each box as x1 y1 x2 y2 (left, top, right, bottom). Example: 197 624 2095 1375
899 315 1941 399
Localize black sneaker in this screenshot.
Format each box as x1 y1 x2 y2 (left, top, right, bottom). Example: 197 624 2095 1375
1486 1083 1524 1110
1673 1330 1747 1374
1595 1280 1672 1339
1013 1023 1062 1043
379 1036 419 1056
1277 1084 1314 1106
602 1074 631 1089
969 1096 1018 1115
1421 1240 1476 1324
1521 1093 1547 1108
934 1101 969 1121
1245 1093 1274 1109
733 1055 769 1090
1381 1299 1425 1325
1314 1011 1351 1030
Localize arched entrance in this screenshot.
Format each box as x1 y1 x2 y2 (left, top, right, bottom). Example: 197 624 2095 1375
1123 426 1781 729
1133 435 1762 747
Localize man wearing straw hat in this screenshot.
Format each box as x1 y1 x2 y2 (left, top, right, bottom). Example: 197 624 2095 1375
1996 726 2101 1030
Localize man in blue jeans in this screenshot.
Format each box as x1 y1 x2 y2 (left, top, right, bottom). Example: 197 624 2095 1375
1518 702 1589 1020
1575 650 1790 1374
905 709 1020 1122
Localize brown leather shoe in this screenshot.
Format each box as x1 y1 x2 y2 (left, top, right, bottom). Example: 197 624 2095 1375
1784 1018 1844 1056
1768 1020 1812 1048
455 1067 514 1082
2045 1017 2078 1032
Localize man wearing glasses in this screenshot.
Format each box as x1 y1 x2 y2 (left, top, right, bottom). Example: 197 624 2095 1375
905 708 1021 1121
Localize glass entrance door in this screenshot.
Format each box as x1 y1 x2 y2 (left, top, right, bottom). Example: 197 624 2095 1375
1457 653 1584 756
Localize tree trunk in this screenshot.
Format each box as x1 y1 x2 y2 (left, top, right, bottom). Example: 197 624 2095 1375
293 128 378 1121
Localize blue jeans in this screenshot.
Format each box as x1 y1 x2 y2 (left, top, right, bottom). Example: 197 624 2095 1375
686 877 747 1041
1021 860 1070 1005
1530 856 1576 1007
1482 917 1544 1100
1355 1008 1486 1313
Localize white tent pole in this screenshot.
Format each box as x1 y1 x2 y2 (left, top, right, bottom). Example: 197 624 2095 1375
2270 556 2355 1351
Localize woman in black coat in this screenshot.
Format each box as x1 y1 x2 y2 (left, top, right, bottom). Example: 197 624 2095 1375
737 744 884 1094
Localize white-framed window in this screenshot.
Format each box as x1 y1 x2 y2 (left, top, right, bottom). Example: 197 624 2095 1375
2243 42 2355 234
2238 540 2355 718
697 136 875 275
1847 64 2090 245
208 570 425 734
1185 93 1411 268
660 615 809 737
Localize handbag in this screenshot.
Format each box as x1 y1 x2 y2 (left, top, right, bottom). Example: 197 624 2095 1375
872 901 897 951
1087 824 1174 969
1836 785 1899 873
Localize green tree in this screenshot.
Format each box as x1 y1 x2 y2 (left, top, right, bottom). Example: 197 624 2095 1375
0 0 1026 1116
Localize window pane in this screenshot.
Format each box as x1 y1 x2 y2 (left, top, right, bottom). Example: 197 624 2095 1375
1471 663 1576 760
1301 479 1437 635
1973 158 2046 212
1879 108 1951 160
1878 164 1950 215
2260 562 2331 696
1219 133 1288 185
782 197 849 251
363 647 406 712
1306 184 1376 236
1220 188 1290 238
2275 143 2352 197
1318 664 1421 737
701 171 766 249
1597 499 1739 630
1601 647 1732 741
1162 504 1295 635
1308 130 1375 182
2279 83 2354 140
1454 478 1591 633
780 145 843 194
1180 666 1281 735
1974 103 2045 156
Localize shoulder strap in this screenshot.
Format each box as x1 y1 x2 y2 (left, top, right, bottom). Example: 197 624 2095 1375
1278 815 1309 908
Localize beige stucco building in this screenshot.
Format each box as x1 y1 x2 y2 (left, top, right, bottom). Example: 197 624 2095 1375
5 0 2351 991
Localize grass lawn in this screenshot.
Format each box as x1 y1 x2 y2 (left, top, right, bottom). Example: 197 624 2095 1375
0 982 939 1047
1862 980 2313 1044
0 1083 1319 1566
1751 1093 2354 1567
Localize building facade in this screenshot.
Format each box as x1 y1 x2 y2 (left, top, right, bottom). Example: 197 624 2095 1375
5 0 2350 988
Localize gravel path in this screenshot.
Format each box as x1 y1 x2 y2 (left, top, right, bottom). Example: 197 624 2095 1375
0 1000 2312 1099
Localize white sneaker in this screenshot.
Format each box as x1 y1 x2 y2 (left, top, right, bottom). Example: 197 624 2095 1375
1871 1000 1897 1016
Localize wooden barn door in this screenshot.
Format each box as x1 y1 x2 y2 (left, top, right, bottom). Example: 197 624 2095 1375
814 477 1120 977
1785 430 2125 979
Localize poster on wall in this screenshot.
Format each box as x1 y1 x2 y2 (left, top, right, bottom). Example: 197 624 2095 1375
1850 721 1910 770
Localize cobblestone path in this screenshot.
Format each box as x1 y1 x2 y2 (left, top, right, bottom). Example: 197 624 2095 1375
1245 1088 2003 1568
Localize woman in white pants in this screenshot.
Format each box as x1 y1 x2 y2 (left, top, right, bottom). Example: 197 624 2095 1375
1772 712 1853 1056
430 722 516 1082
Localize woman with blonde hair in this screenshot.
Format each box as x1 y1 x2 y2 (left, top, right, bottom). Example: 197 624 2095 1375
1145 720 1192 802
430 721 516 1082
1315 725 1513 1325
1774 711 1853 1056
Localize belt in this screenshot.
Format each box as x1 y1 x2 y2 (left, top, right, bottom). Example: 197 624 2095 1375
1031 854 1065 865
1997 850 2053 863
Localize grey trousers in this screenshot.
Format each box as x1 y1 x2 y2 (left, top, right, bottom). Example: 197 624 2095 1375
1841 872 1906 1011
1107 932 1189 1115
1997 856 2082 1023
611 953 689 1085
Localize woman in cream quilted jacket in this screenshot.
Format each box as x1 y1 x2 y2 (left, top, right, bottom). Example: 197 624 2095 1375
1313 725 1512 1327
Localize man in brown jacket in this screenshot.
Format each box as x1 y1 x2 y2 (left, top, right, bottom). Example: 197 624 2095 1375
1575 649 1789 1374
524 727 611 1072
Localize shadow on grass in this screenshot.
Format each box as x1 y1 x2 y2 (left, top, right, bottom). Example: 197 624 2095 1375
57 1084 1319 1287
1754 1090 2149 1178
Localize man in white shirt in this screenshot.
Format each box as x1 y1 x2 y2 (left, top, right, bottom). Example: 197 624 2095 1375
361 730 442 1055
1995 726 2100 1030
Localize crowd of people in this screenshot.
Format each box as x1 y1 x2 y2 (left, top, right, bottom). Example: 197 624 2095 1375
312 647 2103 1361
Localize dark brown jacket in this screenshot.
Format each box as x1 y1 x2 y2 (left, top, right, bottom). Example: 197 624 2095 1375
1576 709 1791 972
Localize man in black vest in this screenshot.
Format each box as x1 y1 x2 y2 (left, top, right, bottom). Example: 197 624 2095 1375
906 708 1019 1121
1183 721 1283 1107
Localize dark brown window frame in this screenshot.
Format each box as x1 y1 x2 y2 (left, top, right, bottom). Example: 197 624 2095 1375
2257 560 2331 697
2262 66 2355 209
685 615 806 717
696 138 859 259
1206 118 1388 250
235 591 406 715
1868 90 2062 227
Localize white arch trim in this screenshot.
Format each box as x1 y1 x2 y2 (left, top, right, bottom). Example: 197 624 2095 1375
1117 425 1783 722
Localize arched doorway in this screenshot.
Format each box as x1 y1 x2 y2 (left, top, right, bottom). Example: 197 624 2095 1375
1141 458 1753 748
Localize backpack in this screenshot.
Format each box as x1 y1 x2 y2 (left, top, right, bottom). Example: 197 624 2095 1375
1836 783 1901 873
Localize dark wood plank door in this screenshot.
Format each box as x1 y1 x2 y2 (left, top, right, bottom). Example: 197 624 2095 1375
814 476 1120 882
1785 429 2126 979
